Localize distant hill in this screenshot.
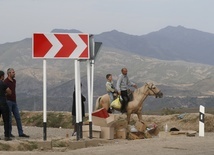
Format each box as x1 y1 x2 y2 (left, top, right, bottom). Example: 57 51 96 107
95 26 214 66
0 26 214 112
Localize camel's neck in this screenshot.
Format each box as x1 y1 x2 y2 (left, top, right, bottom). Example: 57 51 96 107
138 91 148 107
133 86 149 107
140 93 148 103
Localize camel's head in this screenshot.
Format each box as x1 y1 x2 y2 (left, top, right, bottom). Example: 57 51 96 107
147 83 163 98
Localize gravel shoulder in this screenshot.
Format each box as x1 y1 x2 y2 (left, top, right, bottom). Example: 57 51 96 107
0 126 214 155
1 113 214 154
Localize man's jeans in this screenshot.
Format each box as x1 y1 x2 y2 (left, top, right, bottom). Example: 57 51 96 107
108 92 114 103
120 90 129 111
7 100 24 136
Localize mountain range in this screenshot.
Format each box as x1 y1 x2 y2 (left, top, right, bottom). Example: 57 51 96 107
96 26 214 66
0 26 213 112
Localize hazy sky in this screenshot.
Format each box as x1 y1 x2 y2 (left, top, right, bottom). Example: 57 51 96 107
0 0 213 44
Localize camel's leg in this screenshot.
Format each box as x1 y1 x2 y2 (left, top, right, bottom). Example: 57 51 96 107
126 112 131 124
137 112 143 122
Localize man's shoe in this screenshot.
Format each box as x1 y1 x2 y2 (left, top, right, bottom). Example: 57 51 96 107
108 108 113 113
10 134 15 138
19 134 30 138
4 137 12 141
121 109 127 113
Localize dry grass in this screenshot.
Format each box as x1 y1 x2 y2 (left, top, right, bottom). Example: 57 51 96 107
1 111 213 132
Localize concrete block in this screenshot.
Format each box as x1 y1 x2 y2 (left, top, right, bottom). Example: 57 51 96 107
36 140 52 150
67 140 86 150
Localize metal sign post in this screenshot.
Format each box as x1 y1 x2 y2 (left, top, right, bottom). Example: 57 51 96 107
87 60 92 138
43 59 47 141
74 60 83 140
32 33 102 141
87 35 102 139
33 33 89 141
78 60 83 139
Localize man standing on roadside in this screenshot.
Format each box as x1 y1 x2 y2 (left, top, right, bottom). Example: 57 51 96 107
4 68 30 138
0 70 12 141
116 68 137 113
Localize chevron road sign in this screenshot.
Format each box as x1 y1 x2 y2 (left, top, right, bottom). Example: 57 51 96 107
33 33 89 59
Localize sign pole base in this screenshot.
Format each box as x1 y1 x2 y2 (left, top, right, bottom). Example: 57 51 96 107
89 121 92 139
43 122 47 141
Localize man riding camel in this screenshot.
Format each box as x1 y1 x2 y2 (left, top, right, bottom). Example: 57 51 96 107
116 68 137 113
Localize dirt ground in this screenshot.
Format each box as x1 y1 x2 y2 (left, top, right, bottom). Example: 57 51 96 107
0 113 214 155
1 132 214 155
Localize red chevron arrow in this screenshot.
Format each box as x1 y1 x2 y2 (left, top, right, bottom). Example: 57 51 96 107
54 34 77 57
79 34 89 58
33 34 53 57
